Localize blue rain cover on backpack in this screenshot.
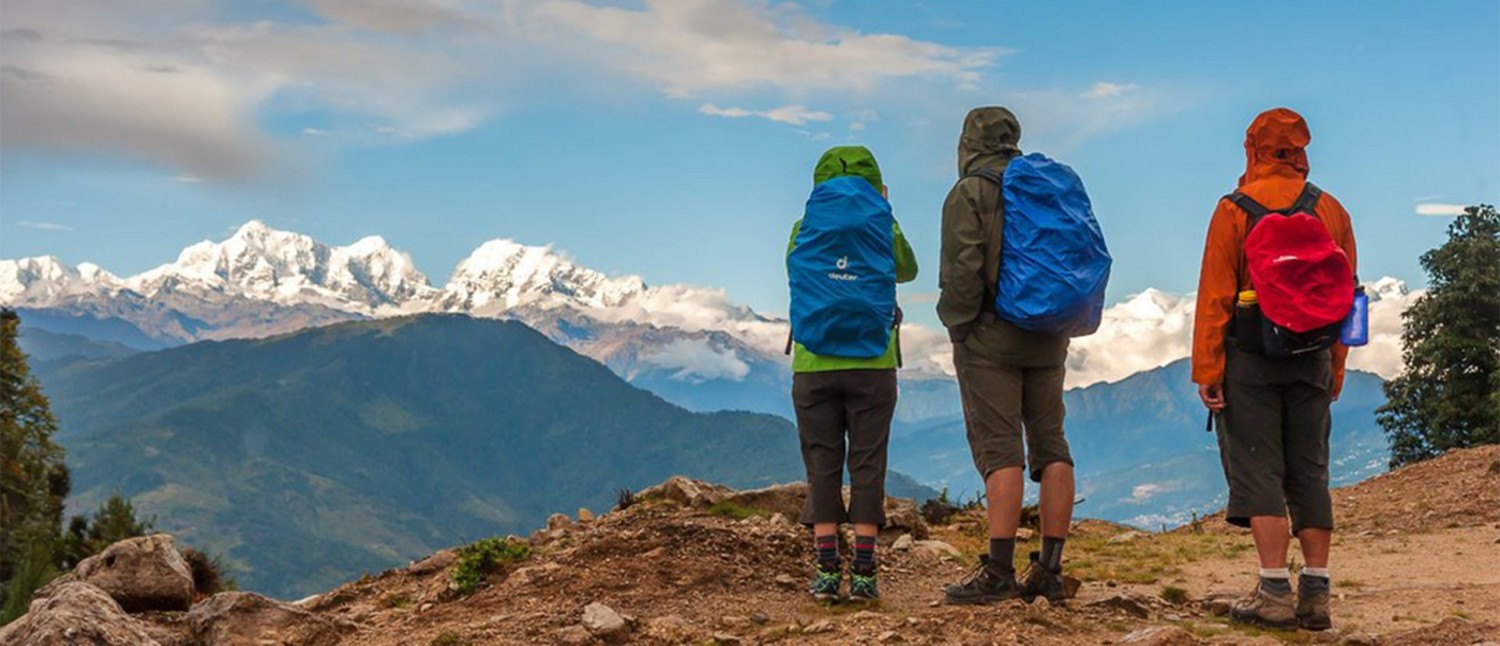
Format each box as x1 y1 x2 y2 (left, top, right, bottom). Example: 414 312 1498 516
788 176 896 358
995 153 1111 337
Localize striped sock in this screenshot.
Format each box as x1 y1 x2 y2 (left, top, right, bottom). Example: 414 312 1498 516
815 534 839 567
853 535 877 570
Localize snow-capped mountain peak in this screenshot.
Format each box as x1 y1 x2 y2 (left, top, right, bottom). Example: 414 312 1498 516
124 221 436 313
438 239 647 315
0 256 122 303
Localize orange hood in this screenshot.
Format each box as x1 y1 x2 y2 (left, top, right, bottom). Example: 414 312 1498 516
1239 108 1310 187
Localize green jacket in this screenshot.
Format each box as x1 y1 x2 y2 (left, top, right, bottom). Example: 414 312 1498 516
787 146 919 373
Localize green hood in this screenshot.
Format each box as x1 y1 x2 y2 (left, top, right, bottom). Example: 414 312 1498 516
958 107 1021 176
813 146 883 191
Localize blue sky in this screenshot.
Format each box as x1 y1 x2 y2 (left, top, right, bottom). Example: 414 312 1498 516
2 0 1496 328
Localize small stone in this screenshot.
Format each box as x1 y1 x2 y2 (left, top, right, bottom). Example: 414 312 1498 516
1120 625 1197 645
1106 580 1119 588
774 573 797 587
418 603 434 613
1089 593 1151 619
558 625 593 645
892 534 914 551
548 513 574 532
912 540 962 559
749 612 769 626
879 630 905 643
804 620 835 634
577 508 595 522
581 602 629 641
1338 633 1379 646
1015 527 1035 541
713 632 743 645
768 513 789 525
720 615 750 628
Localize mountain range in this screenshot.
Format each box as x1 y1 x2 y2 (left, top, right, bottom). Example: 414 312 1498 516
1 221 1416 422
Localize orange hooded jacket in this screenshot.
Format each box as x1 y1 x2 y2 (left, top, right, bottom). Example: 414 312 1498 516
1191 108 1358 396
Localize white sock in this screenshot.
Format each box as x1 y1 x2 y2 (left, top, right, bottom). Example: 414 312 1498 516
1302 567 1330 579
1259 567 1291 579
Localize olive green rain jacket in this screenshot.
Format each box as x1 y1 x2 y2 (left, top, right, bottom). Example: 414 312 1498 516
787 146 919 373
937 108 1069 367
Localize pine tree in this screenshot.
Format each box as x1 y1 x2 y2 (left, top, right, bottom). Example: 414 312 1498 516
0 309 70 622
1377 205 1500 466
60 495 155 570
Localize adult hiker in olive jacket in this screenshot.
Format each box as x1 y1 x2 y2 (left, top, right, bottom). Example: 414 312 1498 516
787 145 917 603
939 107 1075 605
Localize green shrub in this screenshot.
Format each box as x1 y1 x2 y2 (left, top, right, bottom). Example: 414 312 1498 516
1161 585 1189 604
181 549 237 597
450 538 530 595
706 500 769 520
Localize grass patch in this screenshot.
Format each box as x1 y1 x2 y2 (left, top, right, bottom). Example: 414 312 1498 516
1054 533 1252 585
430 630 467 646
379 592 413 609
1336 578 1365 589
707 500 771 520
450 537 531 595
1160 585 1189 604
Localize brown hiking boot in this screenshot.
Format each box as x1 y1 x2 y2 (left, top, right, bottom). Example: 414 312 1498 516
1229 582 1297 630
1297 575 1332 631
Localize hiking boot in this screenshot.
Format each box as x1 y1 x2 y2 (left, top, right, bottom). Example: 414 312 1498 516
849 563 879 601
1230 581 1298 630
1018 551 1070 604
809 562 842 602
943 554 1021 605
1297 575 1332 631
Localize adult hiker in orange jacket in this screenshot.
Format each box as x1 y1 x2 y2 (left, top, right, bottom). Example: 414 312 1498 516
1191 108 1357 632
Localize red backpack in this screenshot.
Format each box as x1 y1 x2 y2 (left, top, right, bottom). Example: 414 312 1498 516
1228 183 1354 357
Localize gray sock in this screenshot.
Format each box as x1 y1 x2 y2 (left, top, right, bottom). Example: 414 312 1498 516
1260 576 1293 596
1299 573 1330 593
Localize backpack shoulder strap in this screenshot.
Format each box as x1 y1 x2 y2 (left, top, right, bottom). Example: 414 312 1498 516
1290 182 1323 215
967 166 1004 187
1225 191 1272 226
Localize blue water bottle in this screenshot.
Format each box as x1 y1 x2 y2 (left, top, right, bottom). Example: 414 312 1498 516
1341 286 1369 346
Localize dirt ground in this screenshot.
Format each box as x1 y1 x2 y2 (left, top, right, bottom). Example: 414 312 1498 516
280 446 1500 645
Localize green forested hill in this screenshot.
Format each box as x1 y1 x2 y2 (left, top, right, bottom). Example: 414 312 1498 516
36 315 814 598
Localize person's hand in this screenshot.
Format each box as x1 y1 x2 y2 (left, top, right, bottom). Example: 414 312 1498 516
1330 383 1342 403
1198 383 1226 411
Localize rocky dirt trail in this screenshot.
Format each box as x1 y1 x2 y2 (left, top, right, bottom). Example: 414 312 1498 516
4 447 1498 645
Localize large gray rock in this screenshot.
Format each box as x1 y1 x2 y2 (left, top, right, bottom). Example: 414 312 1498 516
187 591 348 646
0 581 161 646
44 534 195 613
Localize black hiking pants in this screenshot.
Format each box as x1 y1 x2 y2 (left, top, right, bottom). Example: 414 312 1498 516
792 369 897 527
1218 347 1335 533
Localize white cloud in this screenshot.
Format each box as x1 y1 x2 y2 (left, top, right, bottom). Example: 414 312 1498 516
1129 483 1164 503
1081 81 1140 99
525 0 1001 97
168 174 204 184
16 220 73 231
1415 203 1468 216
698 103 832 126
301 128 329 137
641 338 751 382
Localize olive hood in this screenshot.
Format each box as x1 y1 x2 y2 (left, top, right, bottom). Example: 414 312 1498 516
958 107 1021 176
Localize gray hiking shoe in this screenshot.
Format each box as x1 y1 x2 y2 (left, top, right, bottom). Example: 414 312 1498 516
1297 575 1332 631
1230 581 1298 630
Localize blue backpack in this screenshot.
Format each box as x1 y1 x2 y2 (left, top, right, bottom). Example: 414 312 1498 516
787 176 897 358
970 153 1111 337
